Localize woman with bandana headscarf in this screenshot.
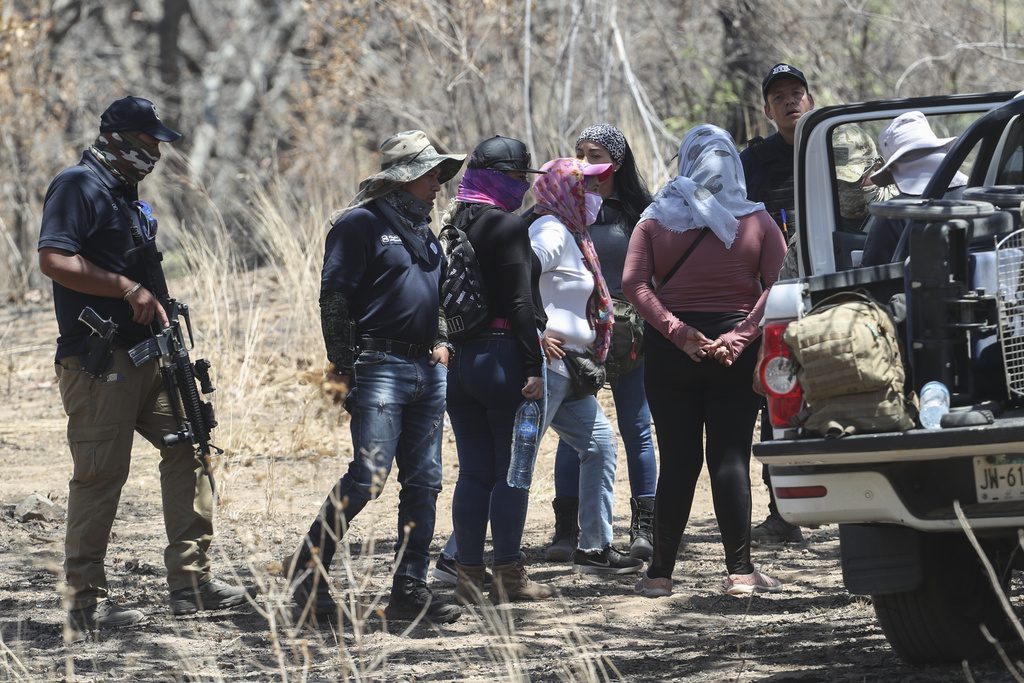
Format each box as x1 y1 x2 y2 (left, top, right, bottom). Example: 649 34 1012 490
528 157 645 576
623 125 787 598
543 124 658 564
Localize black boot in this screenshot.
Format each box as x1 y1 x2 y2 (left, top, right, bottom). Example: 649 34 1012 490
544 497 579 562
629 497 655 560
283 547 337 618
385 576 461 624
752 469 804 545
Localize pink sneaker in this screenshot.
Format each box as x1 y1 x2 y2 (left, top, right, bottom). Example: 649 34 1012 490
724 569 783 596
634 575 672 598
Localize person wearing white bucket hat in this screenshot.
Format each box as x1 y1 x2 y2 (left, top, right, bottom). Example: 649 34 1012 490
861 111 968 266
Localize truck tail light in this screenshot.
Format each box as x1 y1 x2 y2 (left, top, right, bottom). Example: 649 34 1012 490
776 485 827 499
759 321 803 428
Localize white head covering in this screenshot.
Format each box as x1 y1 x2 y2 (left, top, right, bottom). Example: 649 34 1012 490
869 111 967 195
639 124 764 248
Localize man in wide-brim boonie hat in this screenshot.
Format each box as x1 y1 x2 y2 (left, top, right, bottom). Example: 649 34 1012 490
348 129 467 209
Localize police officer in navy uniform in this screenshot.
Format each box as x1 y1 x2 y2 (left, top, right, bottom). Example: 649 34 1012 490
284 130 467 625
38 96 252 636
740 64 814 545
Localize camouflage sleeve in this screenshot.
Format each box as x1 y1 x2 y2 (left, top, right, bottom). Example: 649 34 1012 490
433 308 452 350
320 290 356 375
778 231 800 281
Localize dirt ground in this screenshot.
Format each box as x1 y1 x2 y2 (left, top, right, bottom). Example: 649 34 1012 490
1 298 1021 682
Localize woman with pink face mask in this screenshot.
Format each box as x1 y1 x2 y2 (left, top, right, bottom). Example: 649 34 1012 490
527 158 644 575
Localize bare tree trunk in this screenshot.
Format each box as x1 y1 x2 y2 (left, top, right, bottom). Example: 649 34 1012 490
717 0 770 143
522 0 535 160
159 0 190 116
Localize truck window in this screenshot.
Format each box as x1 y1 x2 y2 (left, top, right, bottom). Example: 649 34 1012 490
826 113 986 271
995 115 1023 185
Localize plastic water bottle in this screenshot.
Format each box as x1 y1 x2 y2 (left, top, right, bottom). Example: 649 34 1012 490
508 399 542 489
919 381 950 430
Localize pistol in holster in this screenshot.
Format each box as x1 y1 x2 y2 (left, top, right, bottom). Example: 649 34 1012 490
78 306 118 379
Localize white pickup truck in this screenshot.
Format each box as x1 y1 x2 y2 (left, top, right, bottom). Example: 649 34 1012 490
753 91 1024 664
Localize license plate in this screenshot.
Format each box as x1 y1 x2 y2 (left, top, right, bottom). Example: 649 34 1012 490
974 455 1024 502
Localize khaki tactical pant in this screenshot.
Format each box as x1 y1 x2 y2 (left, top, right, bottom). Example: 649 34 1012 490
56 350 214 609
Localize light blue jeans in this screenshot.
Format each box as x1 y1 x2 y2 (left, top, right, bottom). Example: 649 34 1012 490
543 370 617 552
554 359 656 498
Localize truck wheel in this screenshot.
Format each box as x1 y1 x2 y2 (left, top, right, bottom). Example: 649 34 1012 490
871 535 1013 665
868 198 996 221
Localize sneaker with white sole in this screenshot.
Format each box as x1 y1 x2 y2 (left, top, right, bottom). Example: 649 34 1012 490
572 546 643 575
634 574 672 597
432 553 493 588
724 569 783 596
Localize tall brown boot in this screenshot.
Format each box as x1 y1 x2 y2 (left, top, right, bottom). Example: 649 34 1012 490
490 562 554 604
454 563 487 605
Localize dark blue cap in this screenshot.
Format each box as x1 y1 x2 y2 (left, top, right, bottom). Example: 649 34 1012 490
761 63 809 100
99 96 182 142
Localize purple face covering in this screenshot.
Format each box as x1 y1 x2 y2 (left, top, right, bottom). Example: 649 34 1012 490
455 168 530 212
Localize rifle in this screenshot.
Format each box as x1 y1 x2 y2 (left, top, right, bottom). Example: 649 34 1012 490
124 200 220 495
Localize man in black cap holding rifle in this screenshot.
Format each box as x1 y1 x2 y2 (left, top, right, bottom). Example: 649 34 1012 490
38 96 251 637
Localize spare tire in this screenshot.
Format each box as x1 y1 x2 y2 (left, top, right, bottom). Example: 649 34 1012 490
963 185 1024 208
868 198 997 221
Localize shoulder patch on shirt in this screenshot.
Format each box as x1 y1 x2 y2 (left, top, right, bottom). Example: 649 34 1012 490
380 233 403 245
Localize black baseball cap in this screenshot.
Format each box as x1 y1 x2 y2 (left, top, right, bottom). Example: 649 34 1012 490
761 63 809 100
468 136 545 173
99 96 182 142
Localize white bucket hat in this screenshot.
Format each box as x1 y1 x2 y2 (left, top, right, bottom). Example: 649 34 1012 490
870 111 966 195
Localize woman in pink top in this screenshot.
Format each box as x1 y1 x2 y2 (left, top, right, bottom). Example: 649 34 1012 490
623 124 787 598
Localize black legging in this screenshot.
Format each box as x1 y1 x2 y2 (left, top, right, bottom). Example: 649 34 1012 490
643 314 762 578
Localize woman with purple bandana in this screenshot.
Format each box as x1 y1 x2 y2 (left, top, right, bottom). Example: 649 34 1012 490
442 136 554 604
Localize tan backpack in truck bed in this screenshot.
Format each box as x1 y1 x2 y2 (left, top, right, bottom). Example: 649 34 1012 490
782 292 917 437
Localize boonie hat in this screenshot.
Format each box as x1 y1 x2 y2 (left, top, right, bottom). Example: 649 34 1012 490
869 111 966 195
833 126 878 183
100 96 181 142
348 130 466 209
469 136 545 173
761 63 809 100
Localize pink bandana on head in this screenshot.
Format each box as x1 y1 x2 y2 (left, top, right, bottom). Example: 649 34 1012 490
455 168 530 212
533 158 615 363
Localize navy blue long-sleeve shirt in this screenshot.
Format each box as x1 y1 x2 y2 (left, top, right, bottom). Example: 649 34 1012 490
320 199 445 371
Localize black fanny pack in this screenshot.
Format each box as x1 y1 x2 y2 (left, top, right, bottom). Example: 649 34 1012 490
563 351 606 399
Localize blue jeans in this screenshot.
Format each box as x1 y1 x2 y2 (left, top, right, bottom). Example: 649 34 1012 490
544 371 617 552
554 359 656 499
446 333 531 566
302 350 446 582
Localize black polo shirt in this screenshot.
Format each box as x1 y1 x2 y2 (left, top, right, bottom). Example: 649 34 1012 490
38 152 152 360
321 200 445 347
741 132 796 233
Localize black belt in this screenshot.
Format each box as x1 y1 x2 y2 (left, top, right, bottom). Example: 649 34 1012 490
360 337 432 358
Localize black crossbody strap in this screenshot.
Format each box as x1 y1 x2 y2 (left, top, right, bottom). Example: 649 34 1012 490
656 227 708 294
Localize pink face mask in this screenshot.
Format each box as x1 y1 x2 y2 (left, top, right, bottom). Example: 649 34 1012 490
584 191 603 226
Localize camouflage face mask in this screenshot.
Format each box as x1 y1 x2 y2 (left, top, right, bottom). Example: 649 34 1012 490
91 131 161 184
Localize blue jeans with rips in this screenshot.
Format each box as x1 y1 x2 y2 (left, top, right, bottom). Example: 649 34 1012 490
554 359 656 499
544 370 618 552
301 350 446 582
446 333 531 566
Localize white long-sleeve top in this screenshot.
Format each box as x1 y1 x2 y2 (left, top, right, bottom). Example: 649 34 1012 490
529 214 596 378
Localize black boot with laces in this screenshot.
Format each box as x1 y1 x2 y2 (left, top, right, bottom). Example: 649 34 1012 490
385 576 461 624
